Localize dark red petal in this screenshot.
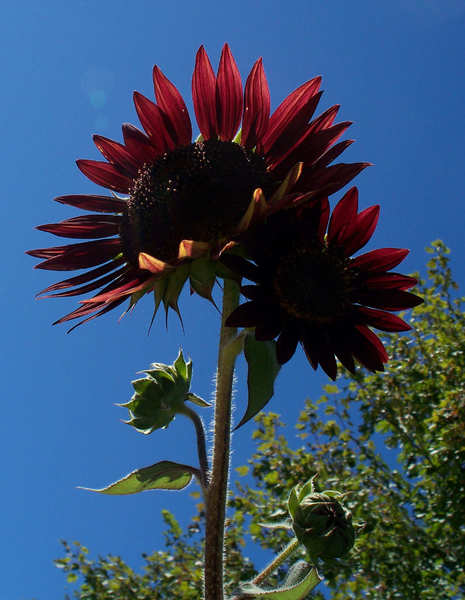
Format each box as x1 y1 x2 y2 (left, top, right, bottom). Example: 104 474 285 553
242 58 270 148
314 139 354 169
241 284 262 300
133 92 175 153
276 327 299 364
216 43 243 141
255 320 282 341
308 104 340 133
364 272 418 290
36 258 125 295
33 238 121 271
334 348 356 374
327 187 358 245
220 254 262 282
76 160 132 193
273 119 351 174
192 46 217 140
262 77 322 160
225 300 265 327
93 135 140 176
43 266 127 298
341 205 380 256
153 66 192 146
318 349 338 380
54 194 127 213
296 162 370 199
55 297 127 331
351 248 409 273
302 329 338 379
122 123 159 164
37 215 121 239
356 306 411 332
317 197 330 241
350 326 387 372
356 289 423 311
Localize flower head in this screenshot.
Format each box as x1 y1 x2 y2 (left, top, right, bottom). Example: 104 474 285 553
288 478 355 560
28 44 367 329
225 187 422 379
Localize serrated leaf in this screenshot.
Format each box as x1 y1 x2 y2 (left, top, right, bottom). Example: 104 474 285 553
240 567 321 599
235 335 281 429
80 461 194 494
186 392 211 407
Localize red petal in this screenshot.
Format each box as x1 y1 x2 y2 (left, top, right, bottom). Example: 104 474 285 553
55 296 127 330
276 327 299 364
327 187 358 245
93 135 140 176
273 119 351 174
357 306 411 331
192 46 217 140
262 77 322 160
37 215 121 239
216 43 243 141
296 162 370 199
356 289 423 311
255 320 282 341
153 66 192 146
314 139 354 169
351 248 409 273
76 160 132 193
33 238 121 271
36 258 125 295
43 266 127 298
341 205 380 256
54 194 127 213
220 254 262 282
364 272 417 290
133 92 175 153
225 300 268 327
242 58 270 148
351 325 387 371
122 123 159 164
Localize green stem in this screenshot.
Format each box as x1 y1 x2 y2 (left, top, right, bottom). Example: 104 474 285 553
179 404 209 492
204 278 240 600
230 538 300 599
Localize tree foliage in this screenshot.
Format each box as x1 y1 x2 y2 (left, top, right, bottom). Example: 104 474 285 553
56 241 465 599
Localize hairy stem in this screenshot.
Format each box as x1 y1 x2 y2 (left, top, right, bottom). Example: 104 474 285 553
180 404 209 492
204 278 240 600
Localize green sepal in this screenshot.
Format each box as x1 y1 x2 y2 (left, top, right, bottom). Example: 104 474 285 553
189 258 217 302
163 263 190 321
284 561 314 587
186 392 211 407
288 487 299 519
233 128 242 144
79 461 195 495
257 519 293 531
239 567 321 599
235 334 281 430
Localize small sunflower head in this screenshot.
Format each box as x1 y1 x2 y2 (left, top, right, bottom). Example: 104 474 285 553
288 478 355 560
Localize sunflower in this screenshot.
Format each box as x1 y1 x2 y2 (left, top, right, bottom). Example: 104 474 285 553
27 44 368 330
224 187 422 379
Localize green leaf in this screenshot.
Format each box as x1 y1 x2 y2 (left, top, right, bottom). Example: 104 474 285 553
288 487 299 518
235 335 281 429
174 349 191 383
240 567 321 598
80 461 194 495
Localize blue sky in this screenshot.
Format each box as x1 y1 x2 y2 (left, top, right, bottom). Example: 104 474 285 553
3 1 465 597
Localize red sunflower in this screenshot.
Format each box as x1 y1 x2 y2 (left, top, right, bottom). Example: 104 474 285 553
224 187 423 379
27 44 368 330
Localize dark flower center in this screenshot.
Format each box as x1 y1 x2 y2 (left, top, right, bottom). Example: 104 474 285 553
120 140 276 264
273 244 356 323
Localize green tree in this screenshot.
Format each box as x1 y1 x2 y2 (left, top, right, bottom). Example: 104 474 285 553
56 241 465 599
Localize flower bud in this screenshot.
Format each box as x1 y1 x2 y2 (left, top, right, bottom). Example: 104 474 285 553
288 479 354 560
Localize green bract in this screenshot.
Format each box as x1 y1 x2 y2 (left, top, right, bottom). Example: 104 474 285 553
288 477 355 560
120 350 207 434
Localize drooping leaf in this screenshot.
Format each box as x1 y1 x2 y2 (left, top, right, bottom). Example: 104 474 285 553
80 461 195 495
235 335 281 429
240 567 321 599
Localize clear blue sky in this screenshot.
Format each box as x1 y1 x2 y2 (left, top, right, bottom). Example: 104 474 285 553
3 1 464 597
